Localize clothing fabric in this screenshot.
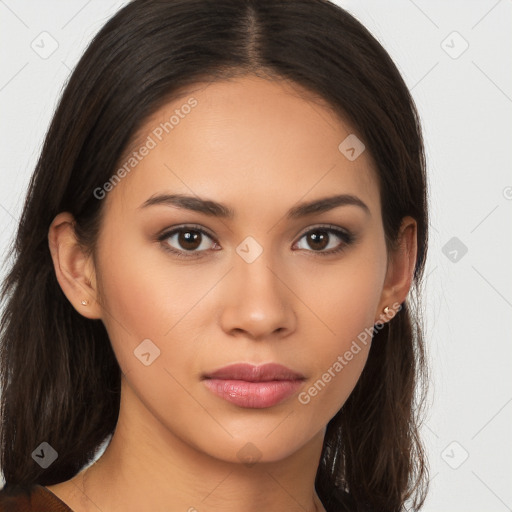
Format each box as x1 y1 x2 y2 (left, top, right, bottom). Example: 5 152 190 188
0 484 72 512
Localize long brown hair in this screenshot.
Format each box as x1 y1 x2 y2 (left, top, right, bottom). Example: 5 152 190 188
0 1 429 510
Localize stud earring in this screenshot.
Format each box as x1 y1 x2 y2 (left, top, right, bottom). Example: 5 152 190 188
81 299 89 306
383 306 390 315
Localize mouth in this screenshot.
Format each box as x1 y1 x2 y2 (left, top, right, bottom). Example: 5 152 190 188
202 363 306 409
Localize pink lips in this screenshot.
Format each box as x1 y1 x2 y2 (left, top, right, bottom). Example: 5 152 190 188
202 363 305 409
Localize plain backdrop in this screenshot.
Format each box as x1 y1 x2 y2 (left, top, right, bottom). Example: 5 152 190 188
0 1 511 510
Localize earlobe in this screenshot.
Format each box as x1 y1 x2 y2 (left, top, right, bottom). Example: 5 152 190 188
48 212 102 319
375 216 418 324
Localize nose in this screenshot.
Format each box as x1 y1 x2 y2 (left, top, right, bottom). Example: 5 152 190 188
218 250 296 341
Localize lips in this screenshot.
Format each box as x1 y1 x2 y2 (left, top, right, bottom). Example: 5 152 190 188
202 363 305 409
203 363 305 382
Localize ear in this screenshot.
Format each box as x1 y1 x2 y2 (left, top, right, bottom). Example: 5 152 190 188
375 216 418 324
48 212 102 319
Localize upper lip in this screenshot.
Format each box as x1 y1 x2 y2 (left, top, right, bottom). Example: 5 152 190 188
202 363 305 382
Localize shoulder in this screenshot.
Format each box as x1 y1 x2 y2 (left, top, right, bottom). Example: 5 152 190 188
0 484 73 512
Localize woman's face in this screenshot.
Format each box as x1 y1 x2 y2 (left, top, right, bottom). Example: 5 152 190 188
92 75 392 463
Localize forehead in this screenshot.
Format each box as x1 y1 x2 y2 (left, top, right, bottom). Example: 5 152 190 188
104 75 380 221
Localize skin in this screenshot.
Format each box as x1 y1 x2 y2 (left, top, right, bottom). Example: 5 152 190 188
46 74 417 512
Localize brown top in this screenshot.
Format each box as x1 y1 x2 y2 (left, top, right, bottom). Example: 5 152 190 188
0 484 73 512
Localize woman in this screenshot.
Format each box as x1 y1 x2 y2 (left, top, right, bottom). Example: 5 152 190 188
0 0 429 510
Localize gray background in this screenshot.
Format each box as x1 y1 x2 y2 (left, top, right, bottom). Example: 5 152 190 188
1 1 511 510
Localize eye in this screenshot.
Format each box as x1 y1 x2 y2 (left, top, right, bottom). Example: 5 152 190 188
293 225 355 256
157 224 355 259
158 225 219 258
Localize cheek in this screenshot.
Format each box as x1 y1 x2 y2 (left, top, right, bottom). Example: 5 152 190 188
93 233 179 370
94 233 228 377
299 250 386 347
96 229 205 336
297 296 374 422
296 246 386 412
93 241 208 428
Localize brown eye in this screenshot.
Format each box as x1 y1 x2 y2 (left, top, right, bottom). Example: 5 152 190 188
305 230 330 251
176 229 203 251
159 225 218 257
294 226 355 255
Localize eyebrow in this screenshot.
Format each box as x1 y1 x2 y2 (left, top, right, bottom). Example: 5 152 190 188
139 193 370 219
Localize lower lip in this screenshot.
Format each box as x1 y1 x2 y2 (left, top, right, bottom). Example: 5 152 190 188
203 379 303 408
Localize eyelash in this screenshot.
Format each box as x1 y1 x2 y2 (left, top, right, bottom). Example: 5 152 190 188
157 224 356 260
